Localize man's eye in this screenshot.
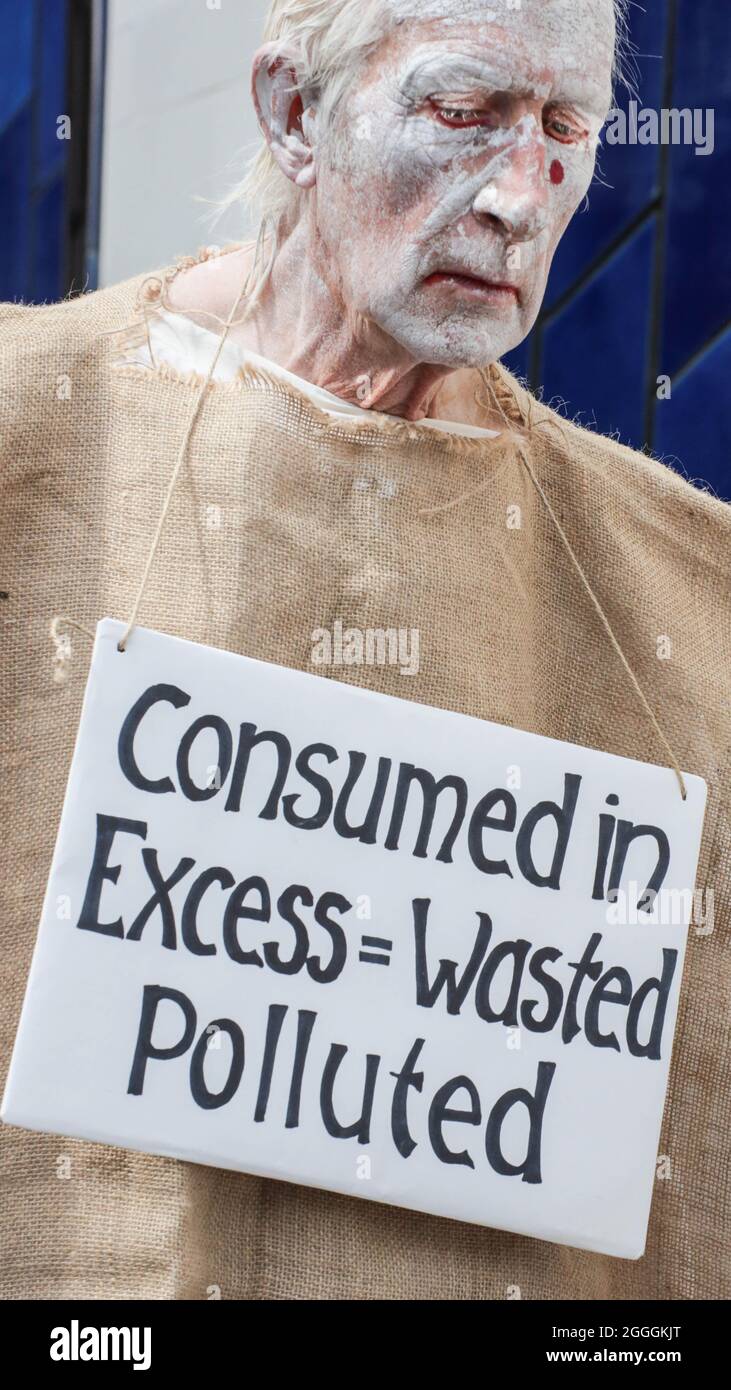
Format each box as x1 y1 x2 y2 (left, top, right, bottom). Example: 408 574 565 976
545 116 582 143
433 104 492 128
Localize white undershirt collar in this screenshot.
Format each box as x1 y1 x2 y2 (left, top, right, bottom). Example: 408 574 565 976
132 307 500 441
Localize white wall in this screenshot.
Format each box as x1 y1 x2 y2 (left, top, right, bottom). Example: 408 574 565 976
99 0 268 286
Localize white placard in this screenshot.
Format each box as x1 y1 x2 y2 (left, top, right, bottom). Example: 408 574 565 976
2 620 707 1258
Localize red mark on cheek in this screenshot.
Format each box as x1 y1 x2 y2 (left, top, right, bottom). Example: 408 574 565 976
550 159 565 186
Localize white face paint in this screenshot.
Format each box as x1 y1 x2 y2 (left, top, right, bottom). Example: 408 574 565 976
312 0 616 367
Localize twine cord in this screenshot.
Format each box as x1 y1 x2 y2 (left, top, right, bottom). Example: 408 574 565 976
515 443 687 801
116 262 256 653
143 306 156 370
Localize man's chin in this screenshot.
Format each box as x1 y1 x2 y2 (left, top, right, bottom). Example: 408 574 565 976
389 322 527 370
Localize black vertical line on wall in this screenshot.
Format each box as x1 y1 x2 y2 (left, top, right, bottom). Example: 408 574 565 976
83 0 108 291
527 302 543 396
643 0 679 450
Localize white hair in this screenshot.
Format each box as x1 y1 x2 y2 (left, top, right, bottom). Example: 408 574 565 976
226 0 632 297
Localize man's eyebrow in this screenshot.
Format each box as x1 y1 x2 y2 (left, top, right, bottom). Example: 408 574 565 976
396 49 521 100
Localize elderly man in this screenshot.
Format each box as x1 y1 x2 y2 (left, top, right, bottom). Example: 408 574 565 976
1 0 729 1301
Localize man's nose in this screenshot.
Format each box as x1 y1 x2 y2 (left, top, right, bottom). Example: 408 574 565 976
471 126 550 243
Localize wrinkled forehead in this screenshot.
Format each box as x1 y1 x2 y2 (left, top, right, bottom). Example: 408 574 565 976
381 0 616 106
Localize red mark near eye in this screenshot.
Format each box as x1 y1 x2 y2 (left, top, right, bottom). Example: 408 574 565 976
550 159 565 186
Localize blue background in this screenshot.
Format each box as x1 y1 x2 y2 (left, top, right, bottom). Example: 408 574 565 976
504 0 731 501
0 0 69 305
0 0 729 498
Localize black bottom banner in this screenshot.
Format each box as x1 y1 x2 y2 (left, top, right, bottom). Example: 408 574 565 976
0 1297 722 1375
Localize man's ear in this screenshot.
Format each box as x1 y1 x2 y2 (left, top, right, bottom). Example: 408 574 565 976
251 42 317 190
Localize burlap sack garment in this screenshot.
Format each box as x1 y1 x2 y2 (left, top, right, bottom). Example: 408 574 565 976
1 252 729 1300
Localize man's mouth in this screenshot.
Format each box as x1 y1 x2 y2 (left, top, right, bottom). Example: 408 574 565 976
422 270 520 305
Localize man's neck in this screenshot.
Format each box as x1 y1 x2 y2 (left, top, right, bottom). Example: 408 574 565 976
166 232 503 427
